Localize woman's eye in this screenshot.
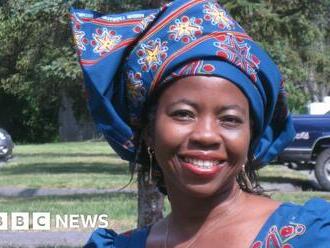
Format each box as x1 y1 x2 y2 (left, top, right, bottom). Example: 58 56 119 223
171 110 194 120
220 116 243 127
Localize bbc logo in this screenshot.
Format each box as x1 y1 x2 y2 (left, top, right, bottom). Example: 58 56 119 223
0 212 50 230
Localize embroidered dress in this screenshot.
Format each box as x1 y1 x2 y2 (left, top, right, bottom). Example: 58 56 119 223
84 198 330 248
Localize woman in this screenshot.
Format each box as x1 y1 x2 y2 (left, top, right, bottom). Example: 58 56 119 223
71 0 330 247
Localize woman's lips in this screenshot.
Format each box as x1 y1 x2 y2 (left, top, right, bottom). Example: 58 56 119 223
178 157 226 178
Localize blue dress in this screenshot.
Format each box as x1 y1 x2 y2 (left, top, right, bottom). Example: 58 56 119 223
84 198 330 248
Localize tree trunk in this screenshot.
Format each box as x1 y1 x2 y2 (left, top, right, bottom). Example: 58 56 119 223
136 0 165 229
58 90 98 141
304 66 320 102
137 167 164 228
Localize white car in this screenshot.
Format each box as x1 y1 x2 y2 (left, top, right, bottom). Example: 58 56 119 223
0 128 14 161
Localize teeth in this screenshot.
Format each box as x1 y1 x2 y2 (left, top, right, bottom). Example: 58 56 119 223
183 158 220 169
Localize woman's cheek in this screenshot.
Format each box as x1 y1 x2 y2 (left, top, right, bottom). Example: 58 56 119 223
223 130 250 164
155 115 190 143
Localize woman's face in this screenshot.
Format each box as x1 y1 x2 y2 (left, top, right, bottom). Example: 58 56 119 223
150 76 251 198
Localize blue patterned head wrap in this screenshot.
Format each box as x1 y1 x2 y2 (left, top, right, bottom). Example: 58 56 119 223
70 0 295 166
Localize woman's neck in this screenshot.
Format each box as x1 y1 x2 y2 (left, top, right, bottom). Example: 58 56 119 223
167 183 244 230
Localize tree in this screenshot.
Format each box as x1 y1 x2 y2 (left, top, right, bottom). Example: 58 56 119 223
0 0 84 142
222 0 330 112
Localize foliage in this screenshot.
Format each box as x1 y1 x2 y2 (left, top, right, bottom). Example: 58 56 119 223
0 0 80 142
0 0 161 142
222 0 330 112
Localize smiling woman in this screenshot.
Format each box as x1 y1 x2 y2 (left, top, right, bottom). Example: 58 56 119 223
70 0 330 247
149 77 251 198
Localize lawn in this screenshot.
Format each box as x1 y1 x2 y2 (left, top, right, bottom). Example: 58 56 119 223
0 141 139 231
0 141 135 190
0 141 329 232
0 193 138 232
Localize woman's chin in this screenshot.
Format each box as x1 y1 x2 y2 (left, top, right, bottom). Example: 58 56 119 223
167 176 235 200
178 183 223 199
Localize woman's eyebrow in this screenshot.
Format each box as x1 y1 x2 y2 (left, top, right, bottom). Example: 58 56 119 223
168 100 247 114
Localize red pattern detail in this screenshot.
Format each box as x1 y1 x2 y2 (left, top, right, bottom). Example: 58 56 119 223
81 17 141 27
164 60 216 84
251 223 306 248
182 37 189 43
203 64 215 72
182 16 189 22
280 226 295 238
252 241 263 248
195 18 202 25
134 26 141 33
96 28 102 35
137 50 144 56
266 231 281 248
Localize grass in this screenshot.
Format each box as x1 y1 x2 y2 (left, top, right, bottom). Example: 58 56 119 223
272 191 330 204
0 141 140 232
0 193 138 232
258 165 311 182
0 141 135 190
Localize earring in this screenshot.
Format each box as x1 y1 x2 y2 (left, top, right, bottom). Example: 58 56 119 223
147 147 154 184
242 164 253 190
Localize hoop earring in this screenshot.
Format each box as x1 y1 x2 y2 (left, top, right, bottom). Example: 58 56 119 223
147 147 154 184
242 164 253 190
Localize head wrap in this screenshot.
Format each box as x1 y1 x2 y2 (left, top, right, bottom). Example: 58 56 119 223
70 0 295 166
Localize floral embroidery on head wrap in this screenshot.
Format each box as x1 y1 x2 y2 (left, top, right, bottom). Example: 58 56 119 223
137 38 168 72
214 34 260 82
91 28 122 55
168 16 203 43
203 1 235 29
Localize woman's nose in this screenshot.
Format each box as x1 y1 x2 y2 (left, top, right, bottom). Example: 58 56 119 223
188 117 222 149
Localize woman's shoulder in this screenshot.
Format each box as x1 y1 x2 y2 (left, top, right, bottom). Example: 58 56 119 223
249 194 330 220
278 197 330 218
272 197 330 230
84 226 150 248
252 198 330 247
